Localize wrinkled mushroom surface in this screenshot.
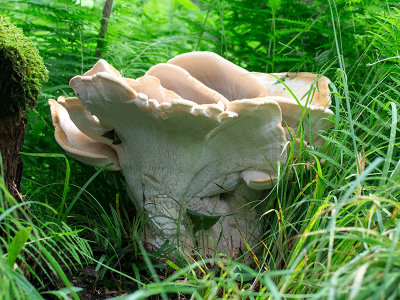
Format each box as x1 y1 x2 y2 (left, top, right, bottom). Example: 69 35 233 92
168 52 333 148
254 72 333 147
49 96 120 171
168 51 268 101
49 52 333 256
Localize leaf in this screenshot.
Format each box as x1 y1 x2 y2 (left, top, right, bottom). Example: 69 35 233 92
173 0 199 11
186 209 221 234
315 49 333 66
95 254 106 272
7 227 32 267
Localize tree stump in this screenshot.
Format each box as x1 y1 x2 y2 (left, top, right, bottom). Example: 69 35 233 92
0 16 48 202
0 108 27 200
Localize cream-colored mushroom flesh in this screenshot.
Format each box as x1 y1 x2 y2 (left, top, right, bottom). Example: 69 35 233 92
84 59 122 78
275 96 333 146
240 169 278 190
168 51 268 101
59 61 287 254
146 63 230 106
124 75 182 103
49 54 333 256
69 71 286 199
49 97 120 171
254 72 334 147
254 72 331 106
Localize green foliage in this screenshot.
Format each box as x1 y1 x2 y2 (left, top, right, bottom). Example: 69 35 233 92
0 16 48 118
0 0 400 298
6 226 32 268
0 154 93 299
0 259 43 300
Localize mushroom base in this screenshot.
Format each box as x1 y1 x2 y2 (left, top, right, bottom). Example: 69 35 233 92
140 182 264 258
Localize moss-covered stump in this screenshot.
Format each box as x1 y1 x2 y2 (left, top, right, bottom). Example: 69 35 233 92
0 16 48 200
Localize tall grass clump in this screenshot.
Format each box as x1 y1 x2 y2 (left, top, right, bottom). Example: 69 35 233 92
0 154 94 299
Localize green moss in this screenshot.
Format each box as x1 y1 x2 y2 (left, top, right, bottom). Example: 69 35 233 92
0 16 48 118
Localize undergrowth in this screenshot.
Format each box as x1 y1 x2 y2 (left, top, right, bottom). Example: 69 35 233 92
0 0 399 299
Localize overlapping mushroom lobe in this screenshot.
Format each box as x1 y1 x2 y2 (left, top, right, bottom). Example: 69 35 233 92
168 51 269 101
253 72 334 147
48 96 120 170
166 52 333 150
65 59 287 202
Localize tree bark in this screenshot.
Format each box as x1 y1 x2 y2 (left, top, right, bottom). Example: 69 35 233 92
95 0 114 58
0 106 27 201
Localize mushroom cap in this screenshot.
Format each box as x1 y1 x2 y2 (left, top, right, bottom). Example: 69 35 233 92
124 75 182 103
146 63 230 106
66 65 287 199
168 51 268 101
254 72 334 148
265 95 333 148
50 55 333 195
253 72 331 106
49 97 120 171
84 59 122 78
168 52 333 148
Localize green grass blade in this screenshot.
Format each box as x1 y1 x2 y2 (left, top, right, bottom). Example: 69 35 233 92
7 227 32 268
379 102 397 188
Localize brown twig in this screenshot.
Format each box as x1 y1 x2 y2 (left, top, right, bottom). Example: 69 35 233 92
95 0 114 58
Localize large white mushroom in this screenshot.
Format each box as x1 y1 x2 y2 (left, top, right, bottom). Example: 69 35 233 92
168 52 333 149
49 52 333 256
253 71 333 149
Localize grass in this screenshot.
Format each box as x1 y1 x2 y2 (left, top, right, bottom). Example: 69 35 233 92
0 0 400 299
0 155 92 299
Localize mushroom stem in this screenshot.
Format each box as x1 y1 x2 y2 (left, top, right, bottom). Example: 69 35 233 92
142 181 264 256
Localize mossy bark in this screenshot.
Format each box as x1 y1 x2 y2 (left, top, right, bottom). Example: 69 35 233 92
0 16 48 203
0 106 27 201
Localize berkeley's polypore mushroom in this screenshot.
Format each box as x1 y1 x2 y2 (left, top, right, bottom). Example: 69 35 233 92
167 52 333 148
253 72 333 148
49 52 332 256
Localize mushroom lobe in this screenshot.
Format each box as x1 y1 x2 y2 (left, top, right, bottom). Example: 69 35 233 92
168 51 268 101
